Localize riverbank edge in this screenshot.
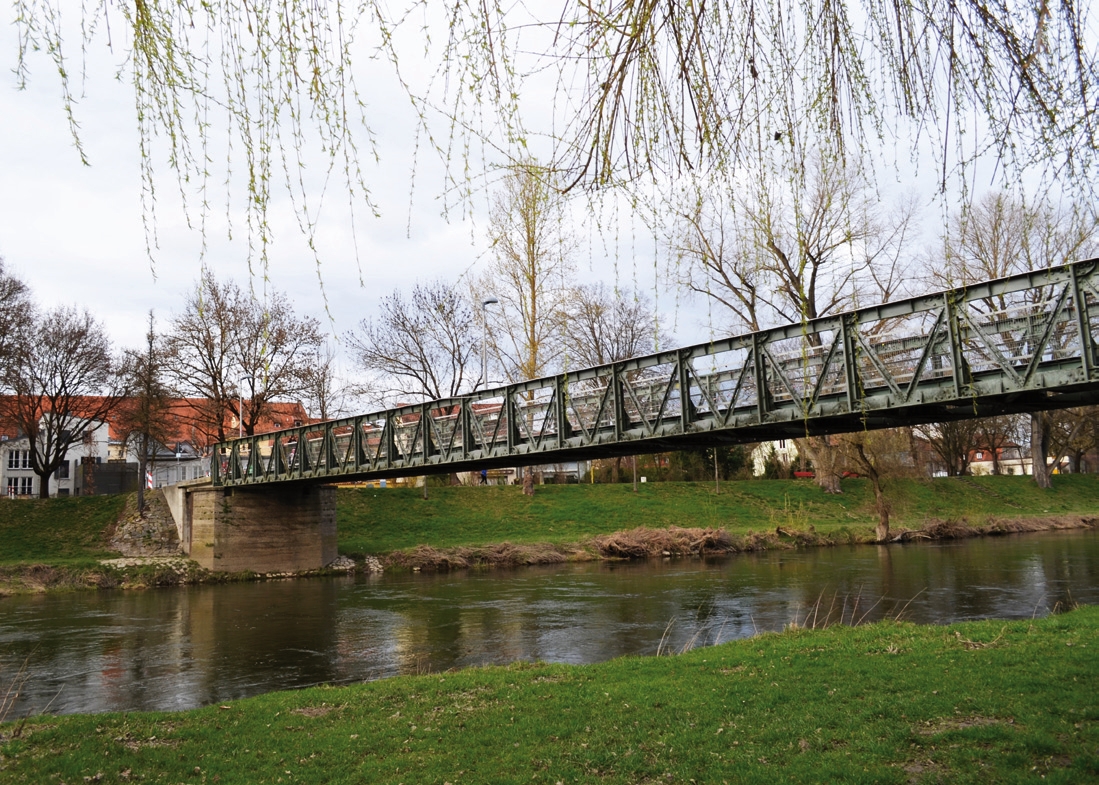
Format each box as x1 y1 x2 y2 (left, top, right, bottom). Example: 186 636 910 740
380 513 1099 571
1 512 1095 597
2 608 1096 784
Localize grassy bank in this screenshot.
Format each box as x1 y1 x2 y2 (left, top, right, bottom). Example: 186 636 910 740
338 474 1099 556
2 607 1096 783
1 476 1096 589
0 495 126 566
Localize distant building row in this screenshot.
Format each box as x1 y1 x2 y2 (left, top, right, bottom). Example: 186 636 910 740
1 397 311 499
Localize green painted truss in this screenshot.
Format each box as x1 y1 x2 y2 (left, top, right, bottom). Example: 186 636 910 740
213 259 1099 486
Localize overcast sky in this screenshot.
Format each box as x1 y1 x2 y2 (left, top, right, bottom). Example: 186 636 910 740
5 3 1053 388
0 23 474 347
0 8 704 379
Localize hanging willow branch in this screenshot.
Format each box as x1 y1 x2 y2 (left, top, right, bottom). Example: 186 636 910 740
12 0 1099 271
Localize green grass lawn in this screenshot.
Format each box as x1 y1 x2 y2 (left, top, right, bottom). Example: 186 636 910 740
337 474 1099 555
0 475 1096 567
0 495 126 565
3 607 1096 784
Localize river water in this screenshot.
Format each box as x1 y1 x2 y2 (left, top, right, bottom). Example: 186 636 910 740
2 529 1098 719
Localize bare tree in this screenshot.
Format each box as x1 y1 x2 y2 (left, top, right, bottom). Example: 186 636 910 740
562 284 663 369
931 192 1099 487
1 306 125 498
669 156 917 492
116 312 173 513
346 281 478 403
915 420 982 478
840 429 914 542
974 415 1027 476
671 158 916 330
0 259 32 382
300 341 354 421
561 283 666 483
1046 407 1099 474
166 272 323 442
483 164 577 384
235 288 324 433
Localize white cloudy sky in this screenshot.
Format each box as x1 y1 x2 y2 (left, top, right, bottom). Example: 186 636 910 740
3 3 1060 381
0 23 473 347
0 7 695 370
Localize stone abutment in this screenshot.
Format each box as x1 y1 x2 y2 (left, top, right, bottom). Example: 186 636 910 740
163 481 337 573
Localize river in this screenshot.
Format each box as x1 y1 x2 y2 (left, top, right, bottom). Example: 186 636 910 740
2 528 1097 719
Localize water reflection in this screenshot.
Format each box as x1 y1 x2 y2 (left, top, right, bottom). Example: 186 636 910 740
2 529 1097 718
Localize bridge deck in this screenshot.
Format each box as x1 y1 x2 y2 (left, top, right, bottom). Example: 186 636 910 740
212 259 1099 486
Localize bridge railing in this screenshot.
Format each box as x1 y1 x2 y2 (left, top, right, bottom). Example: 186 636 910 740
212 259 1099 486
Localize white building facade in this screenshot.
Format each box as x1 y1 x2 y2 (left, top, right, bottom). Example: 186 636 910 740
751 439 799 476
1 420 111 498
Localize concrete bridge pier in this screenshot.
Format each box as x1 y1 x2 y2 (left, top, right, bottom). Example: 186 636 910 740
164 481 337 573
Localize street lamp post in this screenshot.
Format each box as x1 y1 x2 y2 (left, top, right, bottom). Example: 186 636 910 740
481 297 499 389
238 376 252 439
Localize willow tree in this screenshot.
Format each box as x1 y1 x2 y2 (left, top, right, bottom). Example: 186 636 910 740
13 2 1099 272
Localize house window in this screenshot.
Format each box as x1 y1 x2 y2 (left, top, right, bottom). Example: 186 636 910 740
7 450 30 470
975 451 984 460
7 477 33 495
55 461 70 480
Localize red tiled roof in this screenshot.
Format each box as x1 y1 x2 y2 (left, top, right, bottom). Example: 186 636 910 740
0 396 316 449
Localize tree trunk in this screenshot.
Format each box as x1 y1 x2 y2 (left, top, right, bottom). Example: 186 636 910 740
853 441 889 542
1032 413 1052 489
801 436 843 493
422 476 429 499
136 455 147 513
523 468 535 496
873 482 890 543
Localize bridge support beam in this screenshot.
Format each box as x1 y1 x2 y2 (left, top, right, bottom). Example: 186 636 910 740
169 483 337 573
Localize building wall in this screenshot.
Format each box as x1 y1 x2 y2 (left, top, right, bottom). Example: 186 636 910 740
751 440 799 476
149 457 208 488
0 421 110 498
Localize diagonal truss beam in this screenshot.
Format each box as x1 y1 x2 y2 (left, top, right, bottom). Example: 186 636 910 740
213 259 1099 487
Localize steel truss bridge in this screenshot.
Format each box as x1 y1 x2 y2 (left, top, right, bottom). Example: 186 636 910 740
212 259 1099 487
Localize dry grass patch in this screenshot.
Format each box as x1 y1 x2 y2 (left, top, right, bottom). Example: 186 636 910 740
291 706 336 718
915 715 1014 736
592 526 737 557
384 542 586 571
